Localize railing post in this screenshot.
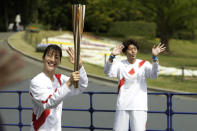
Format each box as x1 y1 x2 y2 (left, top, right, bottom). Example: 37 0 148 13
17 91 23 131
181 65 184 82
104 54 107 65
166 93 170 131
169 93 174 131
89 92 94 131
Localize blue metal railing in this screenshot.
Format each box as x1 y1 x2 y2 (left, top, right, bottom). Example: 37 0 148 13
0 91 197 131
169 93 197 131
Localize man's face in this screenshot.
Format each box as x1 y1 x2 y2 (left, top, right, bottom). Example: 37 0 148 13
43 50 61 73
125 44 138 61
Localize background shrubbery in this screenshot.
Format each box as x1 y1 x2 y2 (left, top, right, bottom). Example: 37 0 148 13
173 30 196 40
108 21 156 38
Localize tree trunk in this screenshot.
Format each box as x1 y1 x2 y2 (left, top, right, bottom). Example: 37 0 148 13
3 0 8 31
160 35 170 52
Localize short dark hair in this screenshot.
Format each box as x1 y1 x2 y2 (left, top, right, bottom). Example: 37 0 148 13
42 44 62 61
122 39 139 53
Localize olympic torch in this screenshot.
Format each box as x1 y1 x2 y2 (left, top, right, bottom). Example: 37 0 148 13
72 4 85 88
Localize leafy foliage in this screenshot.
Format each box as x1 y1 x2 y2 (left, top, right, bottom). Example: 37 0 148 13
137 0 197 51
108 21 156 38
1 0 197 52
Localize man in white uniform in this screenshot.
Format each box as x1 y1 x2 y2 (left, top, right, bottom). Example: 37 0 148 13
29 45 88 131
104 39 165 131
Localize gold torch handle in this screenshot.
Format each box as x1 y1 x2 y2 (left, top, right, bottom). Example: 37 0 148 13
72 4 85 88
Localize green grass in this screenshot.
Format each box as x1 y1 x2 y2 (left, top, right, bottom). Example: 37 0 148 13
25 30 67 48
9 31 197 93
9 32 42 58
166 39 197 69
148 76 197 92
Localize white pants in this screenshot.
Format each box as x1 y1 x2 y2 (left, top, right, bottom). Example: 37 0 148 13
113 110 147 131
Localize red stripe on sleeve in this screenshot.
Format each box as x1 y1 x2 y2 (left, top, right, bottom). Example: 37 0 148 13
32 109 50 131
55 74 62 85
41 95 52 104
118 77 125 93
139 60 146 68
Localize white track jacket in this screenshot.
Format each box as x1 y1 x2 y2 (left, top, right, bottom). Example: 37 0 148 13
104 59 159 111
29 66 88 131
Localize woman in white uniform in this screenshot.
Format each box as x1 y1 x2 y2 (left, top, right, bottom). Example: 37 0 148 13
104 39 165 131
29 45 88 131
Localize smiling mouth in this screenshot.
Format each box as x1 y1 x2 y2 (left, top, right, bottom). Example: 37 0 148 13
48 62 56 67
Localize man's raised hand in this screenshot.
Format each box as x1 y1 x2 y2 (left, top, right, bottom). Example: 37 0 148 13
112 45 124 56
152 43 166 56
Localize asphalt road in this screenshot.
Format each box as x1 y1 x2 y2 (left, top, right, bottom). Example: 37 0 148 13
0 32 197 131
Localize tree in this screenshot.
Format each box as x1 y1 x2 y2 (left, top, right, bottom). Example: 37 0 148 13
0 0 39 31
85 0 141 33
137 0 197 52
2 0 8 31
84 0 113 33
37 0 74 30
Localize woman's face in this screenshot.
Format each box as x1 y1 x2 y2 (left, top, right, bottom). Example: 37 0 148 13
43 50 61 73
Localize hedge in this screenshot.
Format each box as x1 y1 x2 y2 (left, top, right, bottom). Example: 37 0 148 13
108 21 156 38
